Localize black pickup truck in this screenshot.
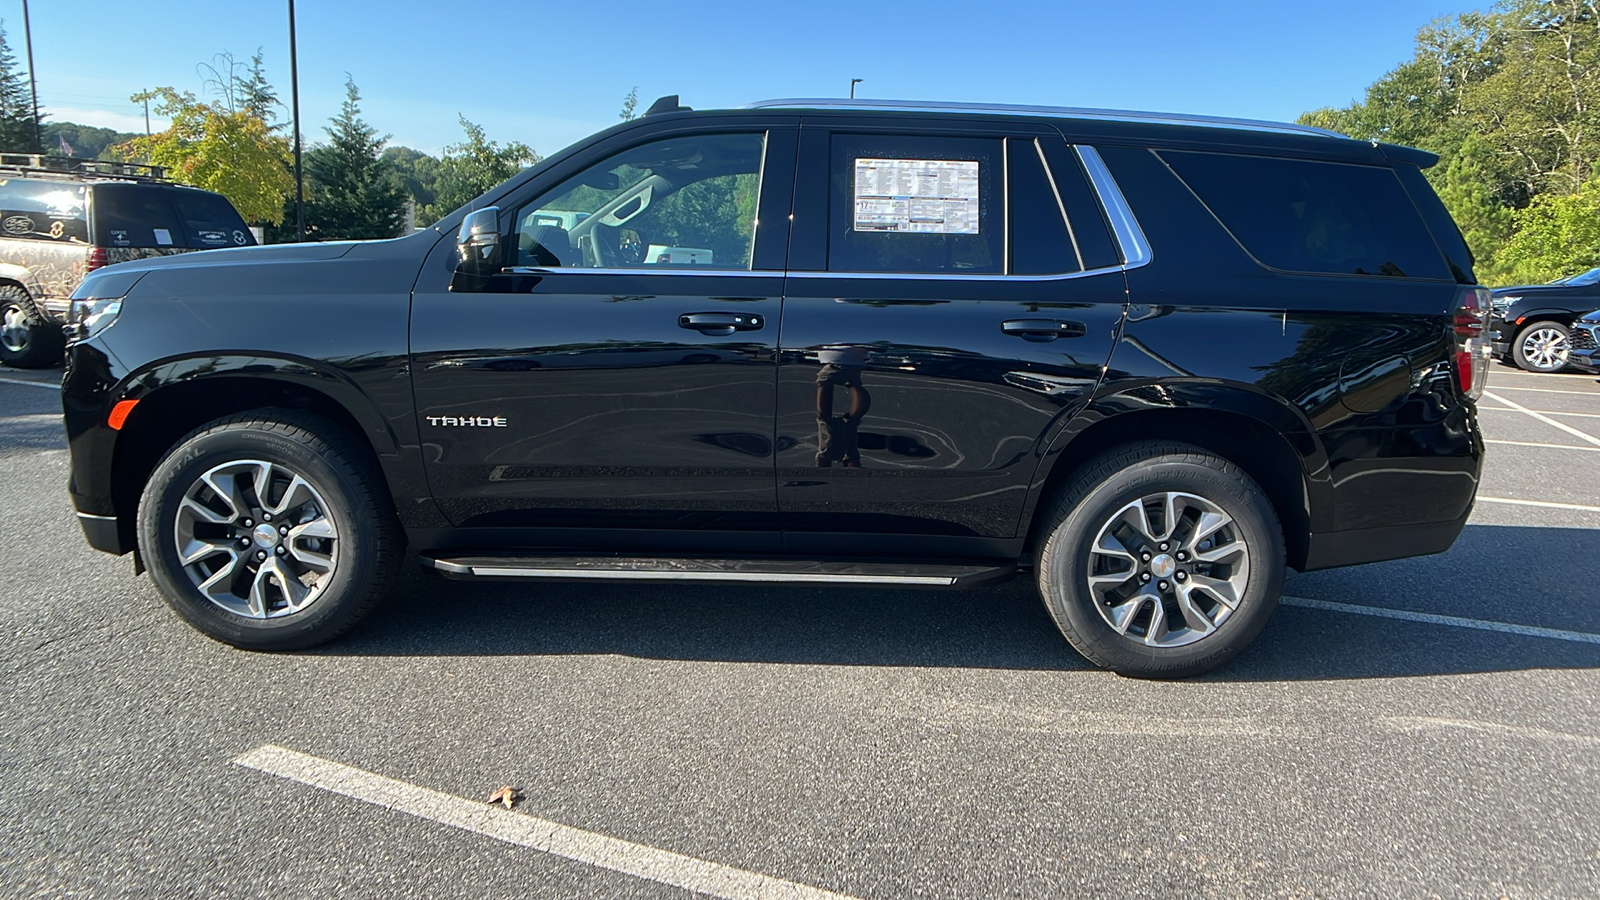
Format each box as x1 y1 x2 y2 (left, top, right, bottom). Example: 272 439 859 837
60 97 1489 678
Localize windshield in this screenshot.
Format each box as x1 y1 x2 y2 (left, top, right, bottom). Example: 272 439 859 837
1559 266 1600 286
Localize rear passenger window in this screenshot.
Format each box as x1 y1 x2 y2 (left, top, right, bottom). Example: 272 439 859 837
1161 151 1450 280
829 135 1001 275
169 188 254 248
89 184 183 249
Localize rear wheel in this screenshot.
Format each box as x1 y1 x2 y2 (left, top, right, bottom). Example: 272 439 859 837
1513 322 1571 372
0 285 63 369
1036 442 1285 678
137 410 403 650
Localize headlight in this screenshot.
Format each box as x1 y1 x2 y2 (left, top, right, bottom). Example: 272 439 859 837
65 298 121 341
64 269 145 342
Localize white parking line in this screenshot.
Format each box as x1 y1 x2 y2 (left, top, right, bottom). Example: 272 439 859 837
234 745 861 900
1488 385 1600 397
0 376 60 390
1477 496 1600 513
1478 406 1600 419
1282 597 1600 645
1485 439 1600 452
1483 391 1600 448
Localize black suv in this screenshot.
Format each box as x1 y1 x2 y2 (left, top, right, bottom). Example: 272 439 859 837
1487 268 1600 372
60 98 1489 678
0 155 257 368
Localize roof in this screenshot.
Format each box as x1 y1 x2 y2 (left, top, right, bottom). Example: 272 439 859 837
740 98 1345 140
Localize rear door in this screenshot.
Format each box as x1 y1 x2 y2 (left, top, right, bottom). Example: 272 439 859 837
775 116 1128 551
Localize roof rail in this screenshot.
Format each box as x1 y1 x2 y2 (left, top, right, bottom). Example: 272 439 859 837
0 153 168 182
739 99 1346 140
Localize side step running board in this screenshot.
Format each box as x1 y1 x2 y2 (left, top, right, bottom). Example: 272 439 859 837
422 555 1013 589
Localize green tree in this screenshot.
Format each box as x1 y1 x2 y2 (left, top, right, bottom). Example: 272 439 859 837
41 122 137 160
382 145 442 215
301 78 407 240
1436 135 1515 279
115 87 293 223
418 116 538 225
1496 174 1600 281
619 87 639 121
0 23 41 153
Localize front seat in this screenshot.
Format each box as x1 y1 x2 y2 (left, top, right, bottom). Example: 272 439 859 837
519 223 572 267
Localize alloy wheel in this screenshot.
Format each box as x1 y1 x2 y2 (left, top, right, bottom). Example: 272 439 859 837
1520 327 1569 371
1085 491 1250 647
172 459 340 619
1 304 30 353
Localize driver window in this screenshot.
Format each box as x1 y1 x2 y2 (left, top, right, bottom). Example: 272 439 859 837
515 132 765 271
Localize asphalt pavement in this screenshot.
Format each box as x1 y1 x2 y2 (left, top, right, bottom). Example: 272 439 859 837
2 360 1598 899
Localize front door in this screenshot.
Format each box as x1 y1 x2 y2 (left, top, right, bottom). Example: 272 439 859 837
410 124 796 548
775 120 1129 551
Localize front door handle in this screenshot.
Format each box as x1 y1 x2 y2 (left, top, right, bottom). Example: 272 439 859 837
679 312 764 335
1001 318 1087 342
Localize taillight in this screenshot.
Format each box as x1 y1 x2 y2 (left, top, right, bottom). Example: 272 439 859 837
87 247 108 272
1453 287 1491 400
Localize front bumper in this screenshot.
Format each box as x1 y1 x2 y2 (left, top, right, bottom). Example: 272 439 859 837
1570 320 1600 372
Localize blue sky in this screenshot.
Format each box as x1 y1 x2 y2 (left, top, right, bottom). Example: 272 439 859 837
22 0 1474 157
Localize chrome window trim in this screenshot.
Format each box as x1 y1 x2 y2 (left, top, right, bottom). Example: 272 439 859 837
1035 138 1085 271
741 98 1346 140
499 266 779 278
1075 146 1152 270
782 265 1124 283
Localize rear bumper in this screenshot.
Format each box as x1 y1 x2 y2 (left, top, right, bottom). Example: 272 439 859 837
1300 507 1471 572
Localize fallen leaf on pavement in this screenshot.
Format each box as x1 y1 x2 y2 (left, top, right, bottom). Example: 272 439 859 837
487 785 523 809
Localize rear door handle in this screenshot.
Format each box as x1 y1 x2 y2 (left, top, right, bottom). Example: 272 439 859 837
679 312 764 335
1001 318 1087 342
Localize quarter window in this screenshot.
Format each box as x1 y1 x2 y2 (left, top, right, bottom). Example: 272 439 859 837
514 132 765 271
1161 151 1451 280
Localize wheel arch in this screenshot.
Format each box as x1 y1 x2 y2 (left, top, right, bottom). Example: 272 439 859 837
1020 384 1327 571
107 355 400 551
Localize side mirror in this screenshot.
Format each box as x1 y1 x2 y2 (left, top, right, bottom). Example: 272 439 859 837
455 206 501 273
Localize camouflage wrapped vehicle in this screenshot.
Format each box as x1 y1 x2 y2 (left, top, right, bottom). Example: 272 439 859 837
0 155 256 368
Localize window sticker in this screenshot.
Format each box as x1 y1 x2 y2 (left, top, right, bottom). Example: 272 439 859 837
853 158 980 234
197 230 228 245
110 229 130 247
153 228 173 246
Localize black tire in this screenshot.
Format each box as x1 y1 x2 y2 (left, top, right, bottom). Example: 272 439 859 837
1512 321 1571 373
137 410 404 650
0 284 64 369
1036 441 1285 679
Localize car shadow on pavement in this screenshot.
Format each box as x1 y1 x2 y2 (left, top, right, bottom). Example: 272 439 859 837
321 523 1600 681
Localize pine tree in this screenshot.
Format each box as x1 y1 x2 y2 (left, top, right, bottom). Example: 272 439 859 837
303 78 407 240
0 23 41 153
1436 135 1513 281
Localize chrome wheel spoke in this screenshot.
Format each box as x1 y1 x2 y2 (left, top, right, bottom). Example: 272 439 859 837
178 496 232 527
196 554 242 606
266 474 317 518
250 557 311 616
1173 588 1219 636
179 537 236 566
1107 590 1159 636
200 470 251 522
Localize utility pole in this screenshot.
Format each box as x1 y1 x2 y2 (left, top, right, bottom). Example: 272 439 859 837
21 0 40 153
288 0 305 242
850 78 863 100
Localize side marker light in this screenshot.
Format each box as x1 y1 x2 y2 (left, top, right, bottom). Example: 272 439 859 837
108 399 139 430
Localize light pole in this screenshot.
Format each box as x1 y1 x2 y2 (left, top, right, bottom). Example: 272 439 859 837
288 0 305 241
850 78 863 100
21 0 40 153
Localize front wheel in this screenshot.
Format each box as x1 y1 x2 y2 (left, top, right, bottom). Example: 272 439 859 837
137 410 403 650
0 285 63 369
1513 322 1571 372
1036 442 1285 678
